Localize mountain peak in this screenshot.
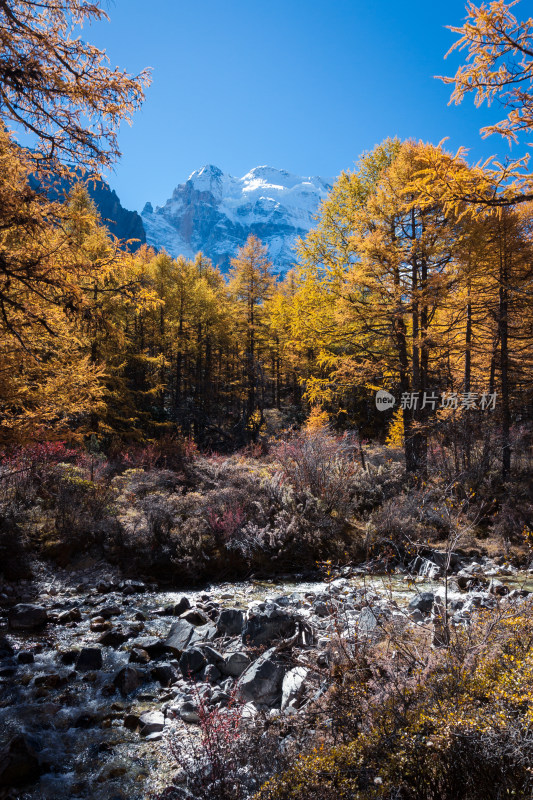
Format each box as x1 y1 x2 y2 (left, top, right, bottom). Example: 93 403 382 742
142 165 333 273
184 164 225 200
187 163 222 183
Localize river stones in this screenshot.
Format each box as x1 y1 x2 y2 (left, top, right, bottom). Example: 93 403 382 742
0 637 14 658
98 628 130 648
131 636 167 658
180 608 209 626
172 596 191 616
151 662 179 686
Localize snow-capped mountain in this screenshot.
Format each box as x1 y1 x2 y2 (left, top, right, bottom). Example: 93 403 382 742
141 165 333 273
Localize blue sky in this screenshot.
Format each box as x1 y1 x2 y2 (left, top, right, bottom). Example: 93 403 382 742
88 0 516 212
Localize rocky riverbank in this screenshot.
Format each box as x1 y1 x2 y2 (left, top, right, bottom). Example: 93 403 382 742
1 553 532 800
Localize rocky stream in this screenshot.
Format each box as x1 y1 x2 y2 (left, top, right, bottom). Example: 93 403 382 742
1 553 532 800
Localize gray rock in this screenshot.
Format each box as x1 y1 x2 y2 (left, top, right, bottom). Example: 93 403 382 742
217 608 244 635
221 651 251 677
99 603 121 619
197 645 225 669
179 647 207 677
312 601 329 617
56 608 81 624
181 609 210 626
113 666 142 695
463 592 496 611
358 607 379 634
189 623 218 645
129 647 151 664
139 710 165 735
151 663 179 687
407 592 435 615
180 701 200 723
173 596 191 616
8 604 47 631
203 664 221 683
210 689 231 706
132 636 167 658
242 608 296 647
164 620 195 655
237 647 286 706
98 628 129 648
281 667 308 711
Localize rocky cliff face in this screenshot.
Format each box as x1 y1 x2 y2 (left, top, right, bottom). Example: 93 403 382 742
31 171 146 251
87 179 146 249
141 165 332 273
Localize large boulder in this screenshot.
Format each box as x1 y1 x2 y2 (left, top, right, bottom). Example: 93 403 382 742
8 604 48 631
242 608 296 648
217 608 244 635
237 647 286 706
164 620 195 655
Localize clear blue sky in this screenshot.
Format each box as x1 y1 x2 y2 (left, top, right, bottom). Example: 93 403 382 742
88 0 515 212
